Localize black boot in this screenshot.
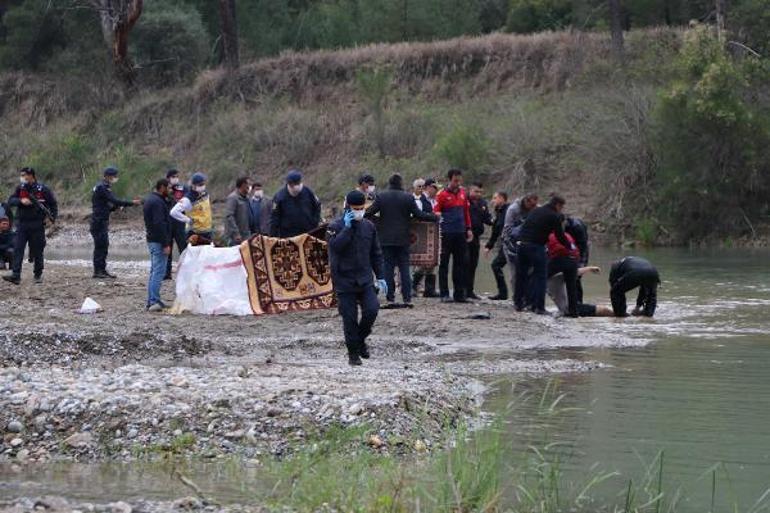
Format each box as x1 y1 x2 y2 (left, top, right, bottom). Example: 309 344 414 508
412 270 424 295
359 341 370 359
348 353 363 366
423 274 438 298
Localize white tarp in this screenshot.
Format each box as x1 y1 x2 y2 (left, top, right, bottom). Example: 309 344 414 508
171 245 252 316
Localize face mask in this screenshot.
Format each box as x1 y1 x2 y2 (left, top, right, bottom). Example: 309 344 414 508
19 176 27 185
253 190 264 199
288 184 303 196
352 209 365 221
194 185 206 193
169 177 180 186
367 185 376 194
110 177 119 185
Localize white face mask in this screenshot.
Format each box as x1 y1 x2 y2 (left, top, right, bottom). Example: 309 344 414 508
352 209 365 221
110 177 119 185
288 184 303 196
253 189 264 199
194 185 206 193
19 176 27 185
367 185 376 194
169 177 180 186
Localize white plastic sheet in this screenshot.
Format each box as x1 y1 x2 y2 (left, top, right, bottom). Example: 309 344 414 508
171 245 253 316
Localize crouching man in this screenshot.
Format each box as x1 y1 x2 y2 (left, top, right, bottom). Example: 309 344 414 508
609 256 660 317
327 190 387 366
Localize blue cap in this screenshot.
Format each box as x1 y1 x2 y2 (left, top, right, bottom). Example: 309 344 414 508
191 172 207 185
286 169 303 184
104 166 119 177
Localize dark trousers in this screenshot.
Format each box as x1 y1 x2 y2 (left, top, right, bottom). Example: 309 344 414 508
611 274 658 317
467 238 481 295
439 232 468 300
337 285 380 355
491 246 508 298
166 221 188 277
548 257 578 316
514 243 547 312
2 248 13 268
90 219 109 273
12 224 45 277
383 245 411 303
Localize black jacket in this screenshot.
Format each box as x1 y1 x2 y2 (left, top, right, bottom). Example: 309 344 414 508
565 217 589 266
609 256 660 289
366 186 437 247
327 217 384 293
143 192 172 246
518 205 570 247
469 198 492 237
485 202 509 249
91 180 134 223
269 186 321 238
416 194 432 214
8 182 58 226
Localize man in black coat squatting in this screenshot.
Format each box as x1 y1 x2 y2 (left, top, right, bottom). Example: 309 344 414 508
327 190 388 366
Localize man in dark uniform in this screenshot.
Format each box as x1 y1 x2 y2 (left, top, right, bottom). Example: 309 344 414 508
484 191 510 300
269 170 322 238
565 216 589 302
467 182 492 300
609 256 660 317
3 167 57 285
327 190 387 366
91 167 140 279
164 169 188 280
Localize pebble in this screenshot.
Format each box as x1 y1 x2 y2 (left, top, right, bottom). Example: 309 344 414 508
10 438 23 448
7 420 23 433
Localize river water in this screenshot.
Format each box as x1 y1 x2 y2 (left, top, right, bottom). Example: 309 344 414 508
482 247 770 510
2 247 769 509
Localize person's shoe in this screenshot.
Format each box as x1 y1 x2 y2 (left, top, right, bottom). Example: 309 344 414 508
382 300 398 309
147 303 164 312
440 296 453 303
33 275 43 284
514 304 525 312
359 342 370 359
489 294 508 301
454 297 471 304
467 292 482 300
403 302 414 309
348 354 363 366
163 274 173 281
92 270 116 279
2 274 20 285
533 309 550 316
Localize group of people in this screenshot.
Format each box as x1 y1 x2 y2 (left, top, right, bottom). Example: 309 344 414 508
0 166 661 366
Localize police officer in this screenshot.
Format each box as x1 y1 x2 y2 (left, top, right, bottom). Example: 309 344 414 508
3 167 58 285
327 190 387 366
91 167 140 279
269 170 321 238
164 169 188 280
609 256 661 317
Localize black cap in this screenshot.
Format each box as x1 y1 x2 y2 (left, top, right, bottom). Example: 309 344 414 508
345 190 366 207
424 178 437 187
166 169 179 178
104 166 119 177
358 173 375 186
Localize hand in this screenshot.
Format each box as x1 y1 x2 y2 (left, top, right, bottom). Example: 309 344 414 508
20 198 32 206
483 247 491 258
163 245 171 255
133 198 142 206
376 279 388 297
343 210 355 228
466 230 474 243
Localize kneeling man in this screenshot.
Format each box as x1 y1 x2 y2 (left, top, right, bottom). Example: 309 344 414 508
327 191 387 366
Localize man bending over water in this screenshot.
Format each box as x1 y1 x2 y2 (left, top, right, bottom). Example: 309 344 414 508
609 256 660 317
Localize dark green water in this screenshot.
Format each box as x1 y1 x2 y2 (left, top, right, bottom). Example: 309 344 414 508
483 247 770 510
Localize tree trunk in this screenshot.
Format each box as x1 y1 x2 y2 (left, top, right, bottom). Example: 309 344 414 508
715 0 727 41
609 0 624 62
94 0 143 86
218 0 239 69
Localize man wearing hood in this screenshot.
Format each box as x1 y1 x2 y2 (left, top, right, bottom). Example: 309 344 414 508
269 169 321 238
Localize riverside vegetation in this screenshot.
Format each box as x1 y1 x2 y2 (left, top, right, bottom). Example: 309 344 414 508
0 1 769 245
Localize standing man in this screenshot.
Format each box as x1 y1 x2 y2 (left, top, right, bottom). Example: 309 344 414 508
358 173 376 202
248 182 272 235
143 179 172 312
91 166 140 279
366 173 437 307
224 176 253 246
514 194 571 315
565 216 590 302
410 178 433 294
3 168 57 284
467 182 492 300
609 256 660 317
484 191 510 300
327 191 387 366
418 177 441 297
270 169 321 238
502 193 538 304
170 172 213 245
546 227 580 317
164 169 188 280
434 169 473 303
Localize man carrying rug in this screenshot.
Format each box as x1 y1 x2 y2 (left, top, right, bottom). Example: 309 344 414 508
327 190 387 367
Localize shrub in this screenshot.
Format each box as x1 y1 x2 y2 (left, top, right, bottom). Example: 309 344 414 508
506 0 573 33
433 120 491 176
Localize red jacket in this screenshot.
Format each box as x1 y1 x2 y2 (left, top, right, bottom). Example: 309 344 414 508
434 187 471 234
547 231 580 261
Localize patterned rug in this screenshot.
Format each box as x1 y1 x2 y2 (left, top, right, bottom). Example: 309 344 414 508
409 221 440 267
239 234 336 315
